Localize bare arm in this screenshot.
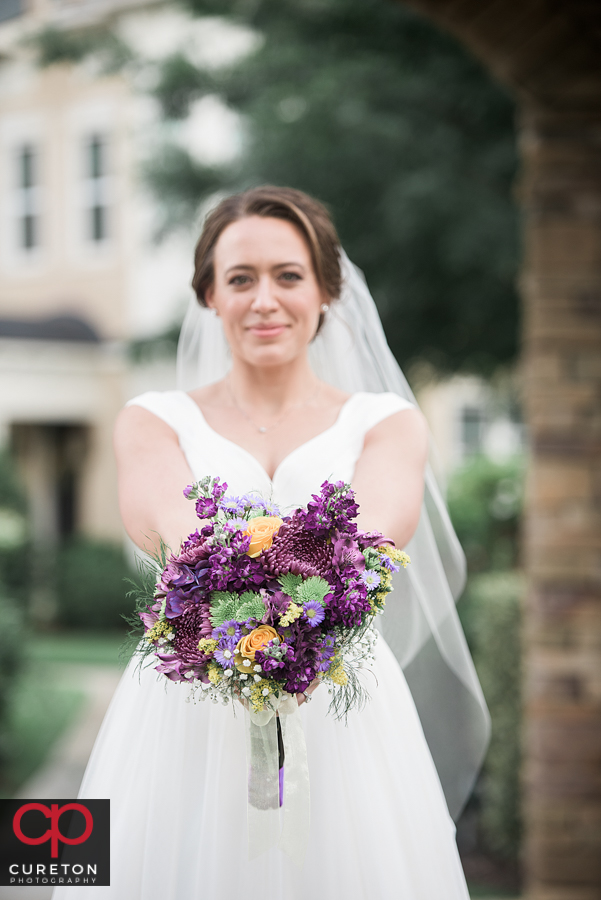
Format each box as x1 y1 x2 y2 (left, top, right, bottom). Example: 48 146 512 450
351 408 429 548
113 405 201 555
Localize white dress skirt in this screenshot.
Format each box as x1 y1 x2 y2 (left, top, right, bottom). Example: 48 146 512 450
53 390 471 900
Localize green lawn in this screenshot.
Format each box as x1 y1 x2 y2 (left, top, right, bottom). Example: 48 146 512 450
27 629 134 667
1 666 84 796
1 630 131 797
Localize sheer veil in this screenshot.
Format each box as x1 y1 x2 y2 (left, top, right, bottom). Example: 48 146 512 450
176 248 490 820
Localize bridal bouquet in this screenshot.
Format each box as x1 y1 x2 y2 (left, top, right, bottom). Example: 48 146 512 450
134 476 409 719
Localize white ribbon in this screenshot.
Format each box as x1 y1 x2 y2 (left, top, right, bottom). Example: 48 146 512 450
244 693 310 868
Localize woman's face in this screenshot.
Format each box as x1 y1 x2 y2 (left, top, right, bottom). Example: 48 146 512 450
205 215 326 369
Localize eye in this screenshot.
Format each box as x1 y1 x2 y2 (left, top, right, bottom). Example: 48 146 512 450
229 274 252 286
280 271 302 282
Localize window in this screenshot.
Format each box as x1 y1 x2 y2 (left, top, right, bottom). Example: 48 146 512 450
16 144 39 251
84 134 109 243
461 406 484 457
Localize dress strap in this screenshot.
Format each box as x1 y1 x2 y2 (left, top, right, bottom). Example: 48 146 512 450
125 391 194 442
342 392 415 435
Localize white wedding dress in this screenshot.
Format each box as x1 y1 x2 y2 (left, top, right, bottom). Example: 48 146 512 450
53 389 470 900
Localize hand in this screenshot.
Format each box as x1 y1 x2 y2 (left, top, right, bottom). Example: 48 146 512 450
296 677 320 706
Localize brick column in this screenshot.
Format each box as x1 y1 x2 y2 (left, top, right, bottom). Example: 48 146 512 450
521 107 601 900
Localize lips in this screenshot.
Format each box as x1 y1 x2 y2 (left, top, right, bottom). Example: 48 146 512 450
248 324 288 338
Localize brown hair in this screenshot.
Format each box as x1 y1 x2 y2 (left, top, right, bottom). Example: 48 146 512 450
191 186 342 311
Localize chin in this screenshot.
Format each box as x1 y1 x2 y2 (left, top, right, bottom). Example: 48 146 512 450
246 350 297 369
239 336 310 369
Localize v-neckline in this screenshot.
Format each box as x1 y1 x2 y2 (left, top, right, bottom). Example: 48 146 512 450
180 391 358 485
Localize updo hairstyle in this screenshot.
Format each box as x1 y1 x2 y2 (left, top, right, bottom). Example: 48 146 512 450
191 186 342 322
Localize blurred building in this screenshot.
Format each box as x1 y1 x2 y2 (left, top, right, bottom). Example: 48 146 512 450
0 0 185 549
417 374 525 475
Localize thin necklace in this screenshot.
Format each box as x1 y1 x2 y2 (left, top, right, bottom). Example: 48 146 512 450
226 375 321 434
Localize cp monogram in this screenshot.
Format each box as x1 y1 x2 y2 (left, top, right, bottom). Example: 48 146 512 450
13 803 94 858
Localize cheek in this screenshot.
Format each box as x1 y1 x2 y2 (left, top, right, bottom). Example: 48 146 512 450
290 295 322 332
217 298 248 336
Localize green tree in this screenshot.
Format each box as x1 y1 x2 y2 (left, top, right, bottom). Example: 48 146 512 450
147 0 519 374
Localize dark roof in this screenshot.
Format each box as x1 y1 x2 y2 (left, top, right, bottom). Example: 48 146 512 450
0 315 101 343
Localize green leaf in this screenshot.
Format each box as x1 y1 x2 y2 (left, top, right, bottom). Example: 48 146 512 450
236 597 267 622
247 509 266 520
297 576 330 605
363 548 380 570
279 573 303 598
209 592 238 626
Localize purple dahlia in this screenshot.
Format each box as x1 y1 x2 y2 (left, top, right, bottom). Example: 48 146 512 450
262 518 333 578
176 532 214 567
172 602 213 668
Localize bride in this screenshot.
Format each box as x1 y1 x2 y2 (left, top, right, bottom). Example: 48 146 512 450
53 185 488 899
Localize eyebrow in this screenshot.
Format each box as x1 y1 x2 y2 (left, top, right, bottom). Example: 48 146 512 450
225 261 306 275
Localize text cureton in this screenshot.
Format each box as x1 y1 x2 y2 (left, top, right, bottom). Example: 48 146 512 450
9 863 97 875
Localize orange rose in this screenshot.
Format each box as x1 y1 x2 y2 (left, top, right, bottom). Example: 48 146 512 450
244 515 283 558
235 625 279 672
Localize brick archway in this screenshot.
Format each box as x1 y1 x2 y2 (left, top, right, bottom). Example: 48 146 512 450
397 3 601 898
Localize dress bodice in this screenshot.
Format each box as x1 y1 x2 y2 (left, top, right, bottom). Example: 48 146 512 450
126 390 413 512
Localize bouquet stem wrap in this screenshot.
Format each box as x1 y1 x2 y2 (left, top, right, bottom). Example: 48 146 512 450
245 694 310 868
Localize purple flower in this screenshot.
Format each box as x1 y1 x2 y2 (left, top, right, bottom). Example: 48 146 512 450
361 570 381 589
222 517 249 534
243 495 282 517
195 496 218 518
212 620 242 642
202 532 265 593
177 534 213 567
139 599 162 631
154 652 209 683
327 583 370 627
154 654 188 682
264 591 292 625
317 633 337 671
214 639 237 669
357 530 392 549
262 517 333 578
302 601 325 627
295 480 359 536
164 592 187 619
193 478 229 519
331 532 366 575
220 495 247 516
172 603 213 667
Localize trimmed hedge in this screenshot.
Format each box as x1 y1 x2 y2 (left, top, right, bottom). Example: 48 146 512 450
55 538 133 630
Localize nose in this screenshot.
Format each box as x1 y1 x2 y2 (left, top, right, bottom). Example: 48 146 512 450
250 275 279 314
